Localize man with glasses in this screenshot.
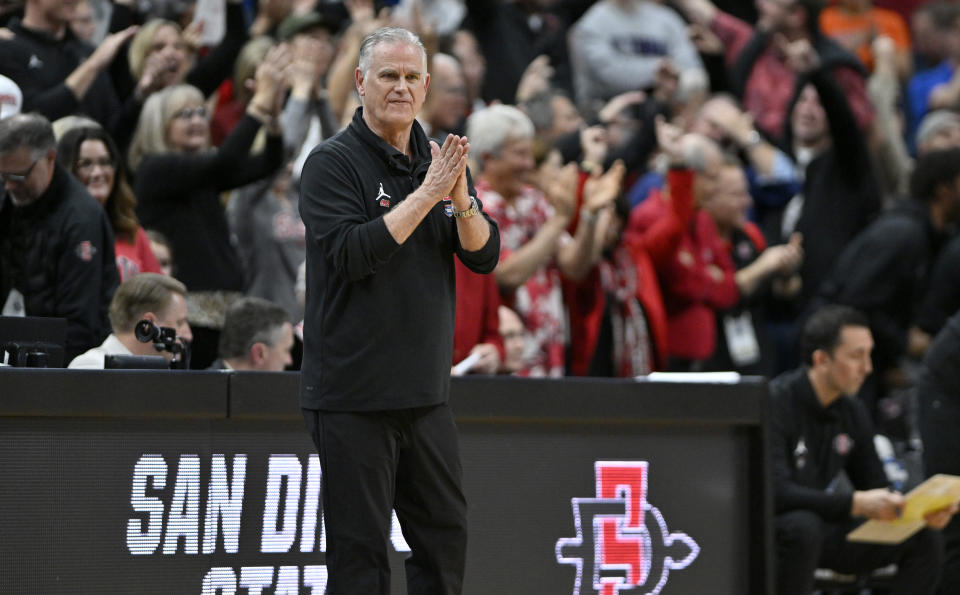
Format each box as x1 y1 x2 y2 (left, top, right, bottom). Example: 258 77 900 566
0 113 119 361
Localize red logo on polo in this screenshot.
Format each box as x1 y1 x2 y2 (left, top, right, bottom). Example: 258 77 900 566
75 241 96 262
556 461 699 594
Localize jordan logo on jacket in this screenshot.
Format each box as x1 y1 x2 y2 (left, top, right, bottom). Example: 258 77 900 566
376 183 391 208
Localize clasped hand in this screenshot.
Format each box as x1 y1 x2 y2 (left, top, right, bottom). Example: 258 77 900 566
422 134 470 207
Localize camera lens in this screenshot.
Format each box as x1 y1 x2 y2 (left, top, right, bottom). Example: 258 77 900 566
134 319 159 343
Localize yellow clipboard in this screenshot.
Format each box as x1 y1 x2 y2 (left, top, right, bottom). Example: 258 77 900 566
847 474 960 545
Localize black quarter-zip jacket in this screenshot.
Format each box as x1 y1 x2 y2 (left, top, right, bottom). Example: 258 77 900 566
298 108 500 411
769 368 888 522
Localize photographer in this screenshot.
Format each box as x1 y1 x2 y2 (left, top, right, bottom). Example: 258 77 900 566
68 273 191 369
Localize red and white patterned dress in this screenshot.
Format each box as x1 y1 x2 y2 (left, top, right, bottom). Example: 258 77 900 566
477 180 566 377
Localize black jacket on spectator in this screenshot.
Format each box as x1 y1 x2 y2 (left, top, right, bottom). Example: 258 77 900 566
781 69 881 315
915 236 960 337
0 19 140 143
298 108 500 412
134 114 283 293
770 367 888 521
819 200 946 374
0 165 119 361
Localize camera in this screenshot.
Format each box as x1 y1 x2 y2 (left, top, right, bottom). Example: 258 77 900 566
133 319 190 369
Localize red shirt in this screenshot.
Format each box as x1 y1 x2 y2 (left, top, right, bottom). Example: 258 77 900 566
114 227 162 282
452 257 504 366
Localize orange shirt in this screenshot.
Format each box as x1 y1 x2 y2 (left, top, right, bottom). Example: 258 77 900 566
819 6 910 71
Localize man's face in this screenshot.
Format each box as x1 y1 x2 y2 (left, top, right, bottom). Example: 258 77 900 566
0 146 55 206
32 0 77 26
70 0 95 41
791 84 828 147
943 173 960 224
498 306 526 374
483 136 536 200
821 326 874 397
257 322 294 371
451 31 485 101
919 121 960 154
293 28 336 77
425 59 468 132
150 241 173 276
153 292 192 360
703 166 751 232
356 41 429 135
550 95 583 139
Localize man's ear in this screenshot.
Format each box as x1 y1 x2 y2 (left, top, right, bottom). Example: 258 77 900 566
355 67 365 97
811 348 829 369
250 342 266 365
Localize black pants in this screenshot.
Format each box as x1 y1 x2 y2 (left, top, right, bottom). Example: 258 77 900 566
919 380 960 594
302 404 468 595
775 509 943 595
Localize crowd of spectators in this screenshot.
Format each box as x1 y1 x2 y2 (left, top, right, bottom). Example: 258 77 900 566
3 0 960 588
1 0 958 378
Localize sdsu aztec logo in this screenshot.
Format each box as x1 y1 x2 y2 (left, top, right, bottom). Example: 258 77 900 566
555 461 700 594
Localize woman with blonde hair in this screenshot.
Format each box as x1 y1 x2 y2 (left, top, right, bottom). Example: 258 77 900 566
128 44 291 368
118 0 248 101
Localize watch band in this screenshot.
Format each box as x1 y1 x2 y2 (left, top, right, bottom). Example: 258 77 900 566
453 196 480 218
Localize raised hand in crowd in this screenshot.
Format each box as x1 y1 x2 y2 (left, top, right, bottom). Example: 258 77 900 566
135 51 176 101
247 43 294 132
536 159 580 221
652 59 680 105
251 0 295 36
579 125 608 171
775 34 821 75
670 0 718 27
181 20 205 56
654 114 686 167
597 90 646 126
288 35 333 100
582 160 626 215
688 22 723 56
766 232 805 275
328 0 390 123
345 0 386 37
66 25 139 100
515 55 553 104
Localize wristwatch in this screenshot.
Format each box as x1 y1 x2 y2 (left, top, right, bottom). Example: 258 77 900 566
742 129 762 149
453 196 480 219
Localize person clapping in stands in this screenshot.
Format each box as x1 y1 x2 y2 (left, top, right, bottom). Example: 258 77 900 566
127 43 290 368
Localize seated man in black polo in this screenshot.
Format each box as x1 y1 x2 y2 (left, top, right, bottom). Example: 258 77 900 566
771 305 957 595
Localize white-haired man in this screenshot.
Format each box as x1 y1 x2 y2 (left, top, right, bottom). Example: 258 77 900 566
298 27 500 593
